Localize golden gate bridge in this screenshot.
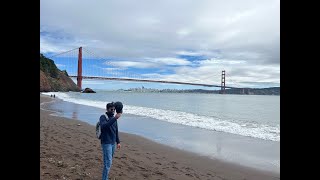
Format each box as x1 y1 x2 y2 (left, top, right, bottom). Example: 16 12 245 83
46 47 242 93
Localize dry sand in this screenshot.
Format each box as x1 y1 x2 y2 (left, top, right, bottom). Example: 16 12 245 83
40 95 280 180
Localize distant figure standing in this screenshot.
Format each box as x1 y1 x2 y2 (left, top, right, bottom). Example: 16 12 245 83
99 102 123 180
53 94 55 98
50 94 52 98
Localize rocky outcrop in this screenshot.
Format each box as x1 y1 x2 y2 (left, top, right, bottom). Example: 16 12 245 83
82 88 96 93
40 54 81 92
40 70 51 92
40 70 81 92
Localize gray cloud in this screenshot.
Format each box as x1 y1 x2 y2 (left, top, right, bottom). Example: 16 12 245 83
40 0 279 87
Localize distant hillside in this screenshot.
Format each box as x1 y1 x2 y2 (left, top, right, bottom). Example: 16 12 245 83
221 87 280 95
123 87 280 95
40 54 80 92
202 87 279 95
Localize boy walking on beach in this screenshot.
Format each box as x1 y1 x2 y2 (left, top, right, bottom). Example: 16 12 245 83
99 102 123 180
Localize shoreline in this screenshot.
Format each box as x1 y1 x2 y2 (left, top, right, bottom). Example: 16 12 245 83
40 95 280 180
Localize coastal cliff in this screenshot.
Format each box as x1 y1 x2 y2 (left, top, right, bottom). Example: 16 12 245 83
40 54 80 92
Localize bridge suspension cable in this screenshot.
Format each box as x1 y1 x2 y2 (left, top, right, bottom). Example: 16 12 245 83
48 47 79 58
47 47 229 89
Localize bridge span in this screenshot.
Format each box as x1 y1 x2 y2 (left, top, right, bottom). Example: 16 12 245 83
70 76 235 88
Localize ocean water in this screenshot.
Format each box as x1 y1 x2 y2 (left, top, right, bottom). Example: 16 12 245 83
41 91 280 173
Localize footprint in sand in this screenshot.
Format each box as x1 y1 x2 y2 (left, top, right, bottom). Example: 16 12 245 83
74 154 80 157
170 161 177 164
185 173 194 177
130 159 138 164
138 166 146 170
154 171 164 175
84 149 93 153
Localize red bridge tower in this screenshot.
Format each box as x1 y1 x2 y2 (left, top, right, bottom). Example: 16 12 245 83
77 47 83 90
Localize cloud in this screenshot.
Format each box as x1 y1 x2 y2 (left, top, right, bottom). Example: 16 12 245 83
135 59 279 88
41 0 279 88
55 64 66 68
175 51 202 56
108 57 190 69
145 57 191 66
110 61 158 69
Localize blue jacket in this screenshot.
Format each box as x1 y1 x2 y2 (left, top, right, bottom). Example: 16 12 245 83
99 113 120 145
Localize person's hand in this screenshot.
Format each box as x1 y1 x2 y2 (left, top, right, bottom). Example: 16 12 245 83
117 143 121 150
115 113 122 119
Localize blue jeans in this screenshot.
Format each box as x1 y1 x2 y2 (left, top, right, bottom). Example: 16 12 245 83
101 143 116 180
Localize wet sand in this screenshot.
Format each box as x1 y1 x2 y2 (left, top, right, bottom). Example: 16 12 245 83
40 95 280 180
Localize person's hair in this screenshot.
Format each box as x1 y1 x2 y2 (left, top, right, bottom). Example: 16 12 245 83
106 102 115 109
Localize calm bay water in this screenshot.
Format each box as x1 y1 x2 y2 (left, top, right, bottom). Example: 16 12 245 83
41 91 280 173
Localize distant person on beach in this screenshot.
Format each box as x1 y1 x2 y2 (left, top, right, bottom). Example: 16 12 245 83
99 101 123 180
53 94 55 98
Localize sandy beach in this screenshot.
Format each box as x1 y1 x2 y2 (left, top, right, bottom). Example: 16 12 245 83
40 95 280 180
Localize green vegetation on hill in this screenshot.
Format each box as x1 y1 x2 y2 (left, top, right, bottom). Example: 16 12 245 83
40 54 60 78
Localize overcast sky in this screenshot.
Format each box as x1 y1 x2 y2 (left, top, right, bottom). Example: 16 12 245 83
40 0 280 89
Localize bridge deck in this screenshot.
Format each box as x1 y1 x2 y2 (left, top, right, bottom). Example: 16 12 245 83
70 76 235 88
